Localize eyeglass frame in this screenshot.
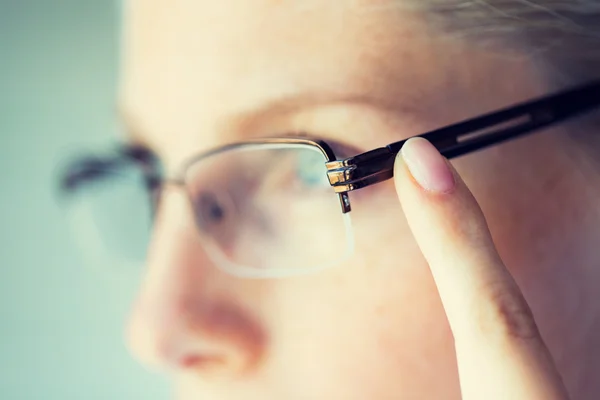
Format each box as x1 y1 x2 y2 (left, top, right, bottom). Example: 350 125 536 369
59 81 600 277
62 80 600 216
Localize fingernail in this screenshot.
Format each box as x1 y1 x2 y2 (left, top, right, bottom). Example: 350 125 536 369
401 137 455 193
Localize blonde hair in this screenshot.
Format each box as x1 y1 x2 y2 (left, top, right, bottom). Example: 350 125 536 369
416 1 600 87
411 0 600 152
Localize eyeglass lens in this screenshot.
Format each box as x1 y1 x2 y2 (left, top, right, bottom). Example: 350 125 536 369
65 143 353 276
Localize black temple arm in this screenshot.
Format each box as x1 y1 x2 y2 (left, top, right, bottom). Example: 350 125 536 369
389 80 600 158
327 81 600 193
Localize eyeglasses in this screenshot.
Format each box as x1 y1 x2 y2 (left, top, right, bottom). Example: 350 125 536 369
59 81 600 278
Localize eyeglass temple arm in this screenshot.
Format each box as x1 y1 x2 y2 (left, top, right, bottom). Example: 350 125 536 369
327 81 600 193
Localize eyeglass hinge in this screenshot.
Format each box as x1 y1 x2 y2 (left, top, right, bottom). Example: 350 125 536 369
325 147 396 193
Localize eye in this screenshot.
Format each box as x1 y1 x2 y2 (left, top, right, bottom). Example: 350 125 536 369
195 191 229 228
295 149 330 188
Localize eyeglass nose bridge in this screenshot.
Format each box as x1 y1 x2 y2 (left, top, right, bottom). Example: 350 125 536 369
147 177 187 215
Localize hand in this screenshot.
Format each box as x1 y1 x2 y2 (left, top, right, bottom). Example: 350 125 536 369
394 137 570 400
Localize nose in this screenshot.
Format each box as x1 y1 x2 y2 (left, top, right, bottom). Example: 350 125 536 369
126 188 266 377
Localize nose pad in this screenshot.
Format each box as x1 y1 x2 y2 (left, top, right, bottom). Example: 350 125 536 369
126 187 266 377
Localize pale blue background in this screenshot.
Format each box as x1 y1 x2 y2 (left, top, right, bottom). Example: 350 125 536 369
0 1 169 399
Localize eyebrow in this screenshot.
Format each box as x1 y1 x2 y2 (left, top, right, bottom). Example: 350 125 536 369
235 89 410 117
118 86 423 150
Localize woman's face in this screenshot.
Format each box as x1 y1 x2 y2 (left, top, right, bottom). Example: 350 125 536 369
121 1 579 398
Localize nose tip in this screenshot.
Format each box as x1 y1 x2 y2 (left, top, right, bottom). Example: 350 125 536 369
127 298 265 377
128 189 266 377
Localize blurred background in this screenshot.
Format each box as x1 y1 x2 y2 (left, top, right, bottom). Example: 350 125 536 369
0 1 169 398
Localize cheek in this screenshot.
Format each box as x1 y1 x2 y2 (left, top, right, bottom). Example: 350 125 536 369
264 184 459 397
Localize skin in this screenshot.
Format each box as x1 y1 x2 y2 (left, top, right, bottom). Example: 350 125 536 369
121 1 600 398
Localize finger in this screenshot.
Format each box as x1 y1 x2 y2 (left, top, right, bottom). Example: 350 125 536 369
394 137 569 400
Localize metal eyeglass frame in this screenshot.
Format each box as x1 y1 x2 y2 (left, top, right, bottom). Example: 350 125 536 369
323 80 600 213
58 80 600 278
62 80 600 217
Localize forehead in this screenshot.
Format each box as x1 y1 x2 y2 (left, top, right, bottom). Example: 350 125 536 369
119 0 493 164
121 0 428 93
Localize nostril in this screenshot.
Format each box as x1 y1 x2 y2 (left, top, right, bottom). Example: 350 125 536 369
179 354 225 369
177 352 250 378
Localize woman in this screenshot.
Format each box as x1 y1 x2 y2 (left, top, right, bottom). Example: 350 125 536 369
68 1 600 398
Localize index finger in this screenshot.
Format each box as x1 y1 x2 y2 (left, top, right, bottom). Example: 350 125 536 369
394 137 570 400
